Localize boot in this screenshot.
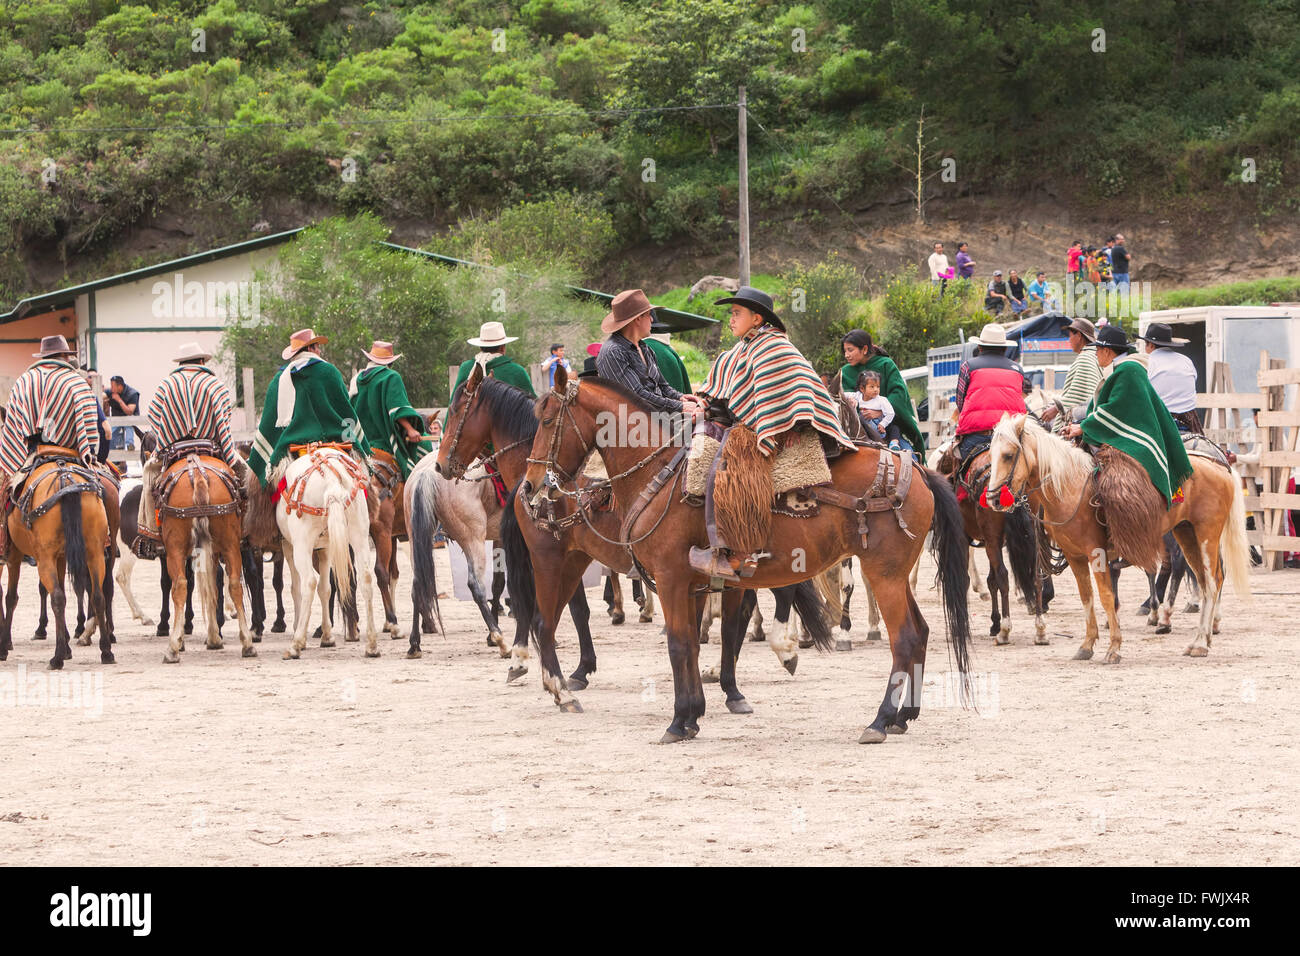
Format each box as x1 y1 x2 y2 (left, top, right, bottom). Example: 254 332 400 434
688 545 741 582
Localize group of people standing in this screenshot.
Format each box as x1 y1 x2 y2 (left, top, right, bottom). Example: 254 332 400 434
1066 235 1132 292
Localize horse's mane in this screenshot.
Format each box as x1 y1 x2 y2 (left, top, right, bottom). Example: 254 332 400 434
533 374 656 418
993 413 1093 499
466 377 539 443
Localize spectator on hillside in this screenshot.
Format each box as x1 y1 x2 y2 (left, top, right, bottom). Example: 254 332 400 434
1083 247 1101 286
1067 240 1083 282
1006 270 1029 315
984 270 1009 315
955 242 975 281
1026 271 1053 312
928 242 952 297
1098 242 1114 289
542 343 571 389
1111 233 1132 292
105 374 140 451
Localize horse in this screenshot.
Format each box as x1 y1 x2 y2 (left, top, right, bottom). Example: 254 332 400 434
366 450 407 636
522 368 972 743
0 447 114 669
985 414 1251 661
274 443 379 660
236 441 287 637
155 443 256 662
604 571 655 625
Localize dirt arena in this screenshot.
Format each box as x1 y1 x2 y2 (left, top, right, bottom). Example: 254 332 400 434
2 543 1296 866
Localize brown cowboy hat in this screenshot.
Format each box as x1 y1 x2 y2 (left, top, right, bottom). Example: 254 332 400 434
1057 315 1097 343
32 334 78 358
361 340 402 365
283 327 328 361
602 289 654 335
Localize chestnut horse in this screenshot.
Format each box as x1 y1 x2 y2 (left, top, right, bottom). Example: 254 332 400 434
0 450 114 669
985 414 1251 662
522 368 973 744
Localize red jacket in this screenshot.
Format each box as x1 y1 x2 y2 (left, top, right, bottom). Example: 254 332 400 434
956 353 1026 435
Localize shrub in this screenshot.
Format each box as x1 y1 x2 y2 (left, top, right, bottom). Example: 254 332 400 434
434 193 618 274
778 255 868 375
878 267 986 371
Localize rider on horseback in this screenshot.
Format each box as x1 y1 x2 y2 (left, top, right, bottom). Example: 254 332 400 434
137 342 247 553
0 335 100 559
248 328 373 488
688 286 854 581
349 339 431 481
950 323 1028 492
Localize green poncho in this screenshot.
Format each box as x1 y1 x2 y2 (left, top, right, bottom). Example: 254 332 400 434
840 355 924 451
1082 359 1193 506
249 357 373 486
350 364 431 479
644 337 691 393
452 354 536 398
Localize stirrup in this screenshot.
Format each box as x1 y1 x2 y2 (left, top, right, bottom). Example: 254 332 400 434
133 528 161 560
688 546 741 582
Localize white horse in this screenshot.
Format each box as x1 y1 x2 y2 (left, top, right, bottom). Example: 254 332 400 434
275 446 379 660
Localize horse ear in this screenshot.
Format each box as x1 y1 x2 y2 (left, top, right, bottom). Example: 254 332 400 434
467 361 484 392
554 362 569 392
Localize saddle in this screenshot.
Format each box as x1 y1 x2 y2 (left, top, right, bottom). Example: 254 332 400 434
11 445 104 530
290 441 353 457
1182 433 1234 469
279 445 368 518
369 449 402 502
154 450 246 522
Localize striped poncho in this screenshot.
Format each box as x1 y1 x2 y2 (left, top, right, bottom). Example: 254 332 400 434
146 364 239 468
701 326 854 456
0 359 99 475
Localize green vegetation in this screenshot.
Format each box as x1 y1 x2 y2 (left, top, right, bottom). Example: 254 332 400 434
3 0 1299 310
1151 277 1300 310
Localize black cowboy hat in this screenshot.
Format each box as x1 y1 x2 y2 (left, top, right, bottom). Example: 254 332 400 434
1094 323 1135 354
578 355 599 378
714 285 784 332
1135 322 1190 348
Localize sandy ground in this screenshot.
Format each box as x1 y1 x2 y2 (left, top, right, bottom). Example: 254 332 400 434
1 541 1296 866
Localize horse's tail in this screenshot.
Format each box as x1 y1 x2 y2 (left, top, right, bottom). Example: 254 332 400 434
811 564 844 625
790 578 834 651
191 463 219 622
500 485 537 640
922 467 974 696
1003 502 1044 611
62 489 92 597
325 483 355 614
1221 467 1252 601
406 468 443 630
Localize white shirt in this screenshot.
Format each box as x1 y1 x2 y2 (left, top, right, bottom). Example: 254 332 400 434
850 393 895 428
928 253 950 280
1146 347 1198 413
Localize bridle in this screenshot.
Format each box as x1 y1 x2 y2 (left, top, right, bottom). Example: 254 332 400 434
525 380 591 485
441 379 530 481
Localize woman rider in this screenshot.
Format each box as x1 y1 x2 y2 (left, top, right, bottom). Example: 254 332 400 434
840 330 925 456
688 286 855 581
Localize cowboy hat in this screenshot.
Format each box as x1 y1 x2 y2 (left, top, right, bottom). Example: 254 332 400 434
1135 322 1190 348
1094 324 1135 354
283 327 328 361
32 334 77 358
172 341 213 363
1057 315 1097 343
602 289 655 336
466 321 518 348
974 322 1009 348
361 340 402 365
713 285 784 331
578 355 600 378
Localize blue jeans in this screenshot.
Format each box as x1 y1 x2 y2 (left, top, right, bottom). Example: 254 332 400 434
1113 273 1130 292
110 426 134 450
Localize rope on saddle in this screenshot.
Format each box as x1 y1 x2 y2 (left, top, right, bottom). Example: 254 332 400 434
280 445 368 518
15 450 103 529
810 447 915 548
155 449 246 520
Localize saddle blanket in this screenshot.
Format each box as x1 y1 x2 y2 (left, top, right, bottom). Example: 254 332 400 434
684 427 831 498
1182 434 1231 469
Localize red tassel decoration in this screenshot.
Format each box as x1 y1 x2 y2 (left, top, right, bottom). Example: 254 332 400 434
978 487 989 508
270 476 288 504
1172 486 1184 504
999 485 1015 509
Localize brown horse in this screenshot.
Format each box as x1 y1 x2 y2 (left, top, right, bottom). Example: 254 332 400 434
366 449 406 637
985 414 1251 662
0 449 114 669
156 447 256 662
521 368 973 743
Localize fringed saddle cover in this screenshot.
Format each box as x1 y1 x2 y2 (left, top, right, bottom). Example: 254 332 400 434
1094 445 1166 573
685 427 831 501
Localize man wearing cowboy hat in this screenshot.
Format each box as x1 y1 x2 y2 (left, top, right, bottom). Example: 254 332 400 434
349 340 431 479
247 328 372 487
0 335 100 557
1065 324 1193 507
595 289 703 418
136 342 245 545
451 321 535 399
1138 323 1202 433
689 286 853 580
953 322 1027 463
1040 316 1103 435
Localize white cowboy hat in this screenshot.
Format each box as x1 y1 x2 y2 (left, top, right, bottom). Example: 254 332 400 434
173 341 213 363
974 323 1009 348
466 321 518 348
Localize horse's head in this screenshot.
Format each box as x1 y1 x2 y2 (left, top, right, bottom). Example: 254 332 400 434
985 413 1034 511
521 363 596 506
436 360 489 480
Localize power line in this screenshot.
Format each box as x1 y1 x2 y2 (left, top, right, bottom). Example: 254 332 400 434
0 102 739 137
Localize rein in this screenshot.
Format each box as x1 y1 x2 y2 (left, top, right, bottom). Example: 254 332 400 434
442 380 532 480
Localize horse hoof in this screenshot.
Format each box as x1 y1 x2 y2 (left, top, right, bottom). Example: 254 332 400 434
834 638 852 652
163 650 179 664
639 612 654 624
391 631 404 640
252 635 261 644
1103 652 1121 664
783 657 798 676
365 649 380 659
345 634 359 643
507 666 527 683
858 727 887 744
1185 645 1209 658
177 640 185 652
242 646 257 658
1034 636 1051 646
1073 648 1093 660
282 649 300 660
610 612 625 626
271 622 286 633
866 630 881 642
725 699 753 715
659 731 687 744
567 676 589 692
34 628 46 639
558 699 583 714
1155 624 1171 634
995 634 1011 646
183 626 193 636
748 632 764 643
699 632 709 644
406 649 422 660
885 723 908 734
156 624 169 637
206 642 222 651
101 652 115 664
319 639 335 648
49 657 65 670
1183 602 1199 613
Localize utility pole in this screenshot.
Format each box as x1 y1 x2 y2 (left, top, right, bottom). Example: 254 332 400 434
738 85 750 287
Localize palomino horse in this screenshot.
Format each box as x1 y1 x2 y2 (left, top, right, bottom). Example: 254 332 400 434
0 448 114 669
436 368 826 709
522 368 972 743
985 414 1251 662
275 443 379 660
154 443 255 662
